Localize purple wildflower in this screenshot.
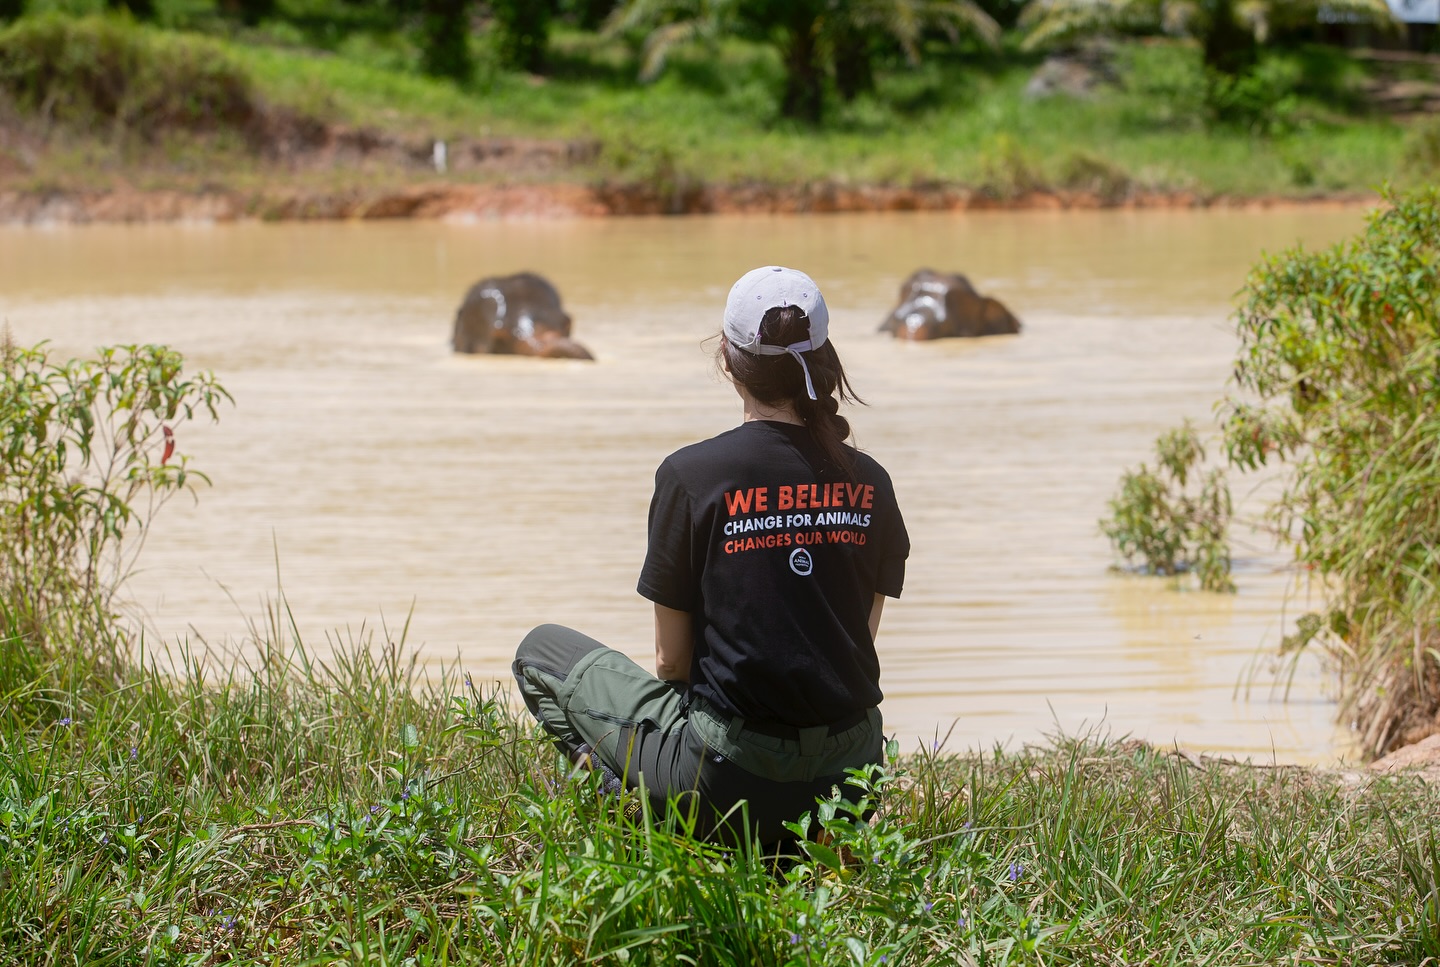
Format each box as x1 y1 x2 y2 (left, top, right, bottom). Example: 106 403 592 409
923 901 934 912
130 746 138 760
1009 861 1023 882
957 915 967 928
58 717 72 727
788 932 800 945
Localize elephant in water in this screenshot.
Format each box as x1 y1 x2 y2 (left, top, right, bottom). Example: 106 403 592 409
878 269 1021 340
452 272 594 359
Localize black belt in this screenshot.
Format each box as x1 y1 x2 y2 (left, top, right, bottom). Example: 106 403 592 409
733 707 869 740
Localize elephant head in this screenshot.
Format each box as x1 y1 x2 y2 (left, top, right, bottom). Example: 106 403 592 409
879 269 1021 340
452 271 595 360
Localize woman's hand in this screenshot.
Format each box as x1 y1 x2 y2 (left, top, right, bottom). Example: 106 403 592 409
654 604 693 683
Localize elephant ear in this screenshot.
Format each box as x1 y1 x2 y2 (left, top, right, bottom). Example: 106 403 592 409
947 282 988 337
981 296 1021 335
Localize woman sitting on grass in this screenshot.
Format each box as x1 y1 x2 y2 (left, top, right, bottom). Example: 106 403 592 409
513 266 910 847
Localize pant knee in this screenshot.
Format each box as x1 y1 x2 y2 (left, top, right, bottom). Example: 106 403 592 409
515 623 606 672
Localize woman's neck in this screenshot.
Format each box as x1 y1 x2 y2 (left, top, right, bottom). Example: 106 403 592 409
740 393 803 426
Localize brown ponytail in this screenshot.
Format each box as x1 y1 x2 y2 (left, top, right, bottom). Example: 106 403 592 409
722 305 865 477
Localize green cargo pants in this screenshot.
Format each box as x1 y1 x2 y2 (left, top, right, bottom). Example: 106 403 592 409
512 623 883 845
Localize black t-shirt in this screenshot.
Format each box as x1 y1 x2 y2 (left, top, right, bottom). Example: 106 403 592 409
637 420 910 728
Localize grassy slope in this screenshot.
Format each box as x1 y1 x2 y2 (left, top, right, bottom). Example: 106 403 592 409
0 15 1426 201
237 29 1414 196
3 615 1439 964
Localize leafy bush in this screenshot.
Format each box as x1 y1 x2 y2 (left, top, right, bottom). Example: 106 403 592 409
1403 116 1440 182
1100 420 1234 592
1206 55 1302 133
1220 187 1440 755
1118 41 1209 129
0 13 260 137
491 0 549 73
1102 190 1440 752
0 338 228 648
1118 41 1303 134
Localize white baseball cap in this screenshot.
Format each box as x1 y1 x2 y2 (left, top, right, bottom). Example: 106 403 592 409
722 266 829 400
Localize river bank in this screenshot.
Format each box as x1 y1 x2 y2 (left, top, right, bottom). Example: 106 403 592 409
0 177 1380 225
0 16 1426 227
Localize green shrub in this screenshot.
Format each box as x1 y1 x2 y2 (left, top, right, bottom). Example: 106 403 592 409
0 337 228 648
1206 55 1302 134
418 0 472 81
1100 420 1234 592
1403 116 1440 181
1220 187 1440 755
0 13 259 137
1118 41 1209 129
491 0 549 73
1118 40 1304 134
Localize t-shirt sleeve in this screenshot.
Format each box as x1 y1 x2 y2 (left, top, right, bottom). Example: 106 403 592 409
875 486 910 599
637 459 696 612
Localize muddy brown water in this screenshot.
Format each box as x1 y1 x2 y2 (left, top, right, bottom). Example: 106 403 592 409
0 208 1371 762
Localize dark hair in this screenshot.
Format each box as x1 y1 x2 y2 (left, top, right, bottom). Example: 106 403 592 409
722 305 864 477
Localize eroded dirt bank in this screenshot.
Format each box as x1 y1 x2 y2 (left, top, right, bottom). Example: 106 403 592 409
0 179 1378 224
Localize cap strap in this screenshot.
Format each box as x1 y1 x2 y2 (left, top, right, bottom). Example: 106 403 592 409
754 340 818 401
786 346 818 401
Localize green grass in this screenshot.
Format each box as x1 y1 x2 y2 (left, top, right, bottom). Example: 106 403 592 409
4 597 1440 965
234 29 1414 197
2 333 1439 964
0 13 1425 202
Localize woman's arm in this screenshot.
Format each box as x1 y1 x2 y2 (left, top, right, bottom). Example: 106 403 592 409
654 604 693 683
868 593 886 641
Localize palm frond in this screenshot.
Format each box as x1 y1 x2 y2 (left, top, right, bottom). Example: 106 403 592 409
607 0 742 80
926 0 1003 48
1234 0 1270 41
821 0 999 54
1022 0 1159 50
639 20 700 81
1160 0 1201 37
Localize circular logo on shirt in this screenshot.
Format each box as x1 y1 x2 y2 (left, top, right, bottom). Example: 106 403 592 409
789 547 814 576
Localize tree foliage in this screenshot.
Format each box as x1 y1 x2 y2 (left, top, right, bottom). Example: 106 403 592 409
106 0 155 20
610 0 999 121
419 0 473 80
492 0 552 73
218 0 278 28
1022 0 1398 75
